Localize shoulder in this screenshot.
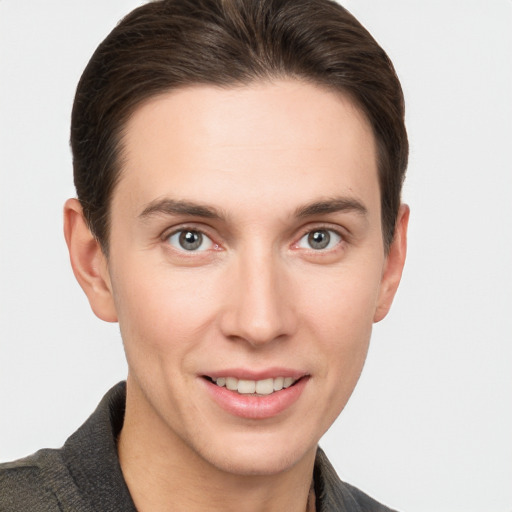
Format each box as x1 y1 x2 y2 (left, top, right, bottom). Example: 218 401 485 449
0 450 64 511
337 480 398 512
314 448 398 512
0 383 133 512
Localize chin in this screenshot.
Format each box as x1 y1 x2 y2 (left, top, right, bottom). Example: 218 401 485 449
195 431 317 477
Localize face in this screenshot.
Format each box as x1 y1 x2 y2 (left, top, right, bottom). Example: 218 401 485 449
75 80 407 477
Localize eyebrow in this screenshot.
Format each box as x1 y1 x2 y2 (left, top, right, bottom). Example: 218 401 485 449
139 198 224 221
138 196 367 222
294 197 368 218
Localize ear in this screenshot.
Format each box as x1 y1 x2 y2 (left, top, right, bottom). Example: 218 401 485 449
374 204 409 323
63 198 118 322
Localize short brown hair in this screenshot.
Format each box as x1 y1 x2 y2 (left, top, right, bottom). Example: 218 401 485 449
71 0 408 253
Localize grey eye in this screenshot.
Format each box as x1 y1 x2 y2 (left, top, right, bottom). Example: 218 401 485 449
297 229 342 251
308 230 330 250
168 230 213 251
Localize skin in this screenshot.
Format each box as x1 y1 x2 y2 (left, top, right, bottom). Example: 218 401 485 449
64 80 408 512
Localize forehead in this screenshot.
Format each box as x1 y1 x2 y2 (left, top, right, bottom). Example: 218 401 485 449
114 80 380 220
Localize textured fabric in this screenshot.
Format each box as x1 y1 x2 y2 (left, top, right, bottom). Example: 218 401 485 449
0 382 397 512
1 383 135 512
313 450 398 512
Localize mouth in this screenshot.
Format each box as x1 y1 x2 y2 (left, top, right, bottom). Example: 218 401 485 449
202 372 309 419
204 376 300 396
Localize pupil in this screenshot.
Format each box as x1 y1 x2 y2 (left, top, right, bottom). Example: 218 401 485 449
179 231 202 250
308 230 330 250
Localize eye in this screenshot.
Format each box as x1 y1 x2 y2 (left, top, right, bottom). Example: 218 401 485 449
297 229 342 251
167 229 214 252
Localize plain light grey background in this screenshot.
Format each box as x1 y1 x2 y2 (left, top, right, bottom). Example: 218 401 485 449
1 1 511 511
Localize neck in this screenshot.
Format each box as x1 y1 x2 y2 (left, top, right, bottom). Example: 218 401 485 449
118 377 316 512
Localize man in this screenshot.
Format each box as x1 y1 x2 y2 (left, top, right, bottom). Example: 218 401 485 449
0 0 408 510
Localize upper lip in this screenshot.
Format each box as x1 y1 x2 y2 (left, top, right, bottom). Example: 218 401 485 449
202 367 308 381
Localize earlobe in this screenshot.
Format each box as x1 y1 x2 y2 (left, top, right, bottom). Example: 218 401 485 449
374 204 409 323
63 198 118 323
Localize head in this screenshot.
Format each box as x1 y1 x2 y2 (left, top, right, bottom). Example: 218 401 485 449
71 0 407 255
64 0 409 479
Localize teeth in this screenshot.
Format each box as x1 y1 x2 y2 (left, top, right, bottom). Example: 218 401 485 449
237 379 256 394
226 377 238 391
273 376 284 391
255 378 274 395
283 377 295 388
212 376 298 395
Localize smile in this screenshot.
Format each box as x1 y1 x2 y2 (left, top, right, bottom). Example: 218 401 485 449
211 376 298 395
203 374 309 419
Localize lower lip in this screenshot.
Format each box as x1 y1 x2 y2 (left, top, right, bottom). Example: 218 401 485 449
203 377 309 420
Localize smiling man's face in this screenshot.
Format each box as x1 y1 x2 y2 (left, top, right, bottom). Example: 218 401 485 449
74 80 407 477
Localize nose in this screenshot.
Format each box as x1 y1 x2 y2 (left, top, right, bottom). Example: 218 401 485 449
219 247 296 347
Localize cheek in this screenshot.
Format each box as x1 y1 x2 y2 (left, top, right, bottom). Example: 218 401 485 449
110 261 222 358
298 270 378 427
295 261 382 377
299 263 382 330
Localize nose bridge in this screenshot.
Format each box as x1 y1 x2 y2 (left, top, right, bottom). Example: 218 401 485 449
222 242 294 346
